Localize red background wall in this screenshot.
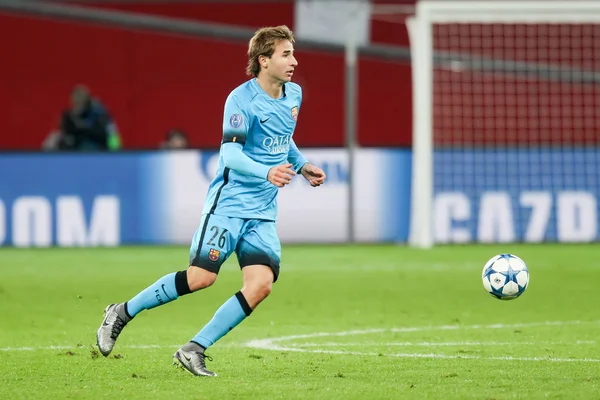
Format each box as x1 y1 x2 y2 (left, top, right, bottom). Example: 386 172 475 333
65 0 413 48
0 11 413 150
4 3 595 150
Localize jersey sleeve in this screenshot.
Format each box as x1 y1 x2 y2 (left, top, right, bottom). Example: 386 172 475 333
222 142 271 180
287 85 307 172
287 138 308 173
222 94 250 145
221 93 271 180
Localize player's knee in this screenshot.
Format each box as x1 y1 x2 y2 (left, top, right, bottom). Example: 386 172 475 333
245 275 272 300
256 279 272 300
186 266 217 292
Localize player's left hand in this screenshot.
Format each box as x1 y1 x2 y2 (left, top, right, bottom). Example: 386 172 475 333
300 163 326 187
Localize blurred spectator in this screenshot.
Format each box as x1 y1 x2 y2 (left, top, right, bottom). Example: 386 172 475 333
43 85 122 151
160 129 189 150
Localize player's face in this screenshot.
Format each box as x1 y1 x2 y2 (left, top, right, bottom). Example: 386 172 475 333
266 40 298 83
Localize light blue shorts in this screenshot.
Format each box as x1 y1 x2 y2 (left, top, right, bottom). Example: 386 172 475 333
189 214 281 282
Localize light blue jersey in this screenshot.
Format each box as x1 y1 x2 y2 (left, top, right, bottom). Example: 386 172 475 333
202 79 307 221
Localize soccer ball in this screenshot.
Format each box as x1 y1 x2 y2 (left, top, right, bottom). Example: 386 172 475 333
482 254 529 300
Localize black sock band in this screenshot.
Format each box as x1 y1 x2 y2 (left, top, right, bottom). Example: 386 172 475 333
235 291 253 316
123 302 133 320
175 270 192 296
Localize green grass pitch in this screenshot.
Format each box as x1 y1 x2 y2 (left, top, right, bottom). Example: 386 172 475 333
1 244 599 399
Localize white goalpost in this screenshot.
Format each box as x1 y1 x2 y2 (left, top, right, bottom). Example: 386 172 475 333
408 1 600 248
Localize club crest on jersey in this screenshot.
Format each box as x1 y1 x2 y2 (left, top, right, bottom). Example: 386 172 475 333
208 248 220 262
230 114 244 129
291 106 298 121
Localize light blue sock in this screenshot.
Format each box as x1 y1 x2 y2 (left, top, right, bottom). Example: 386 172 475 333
191 292 252 349
125 272 180 317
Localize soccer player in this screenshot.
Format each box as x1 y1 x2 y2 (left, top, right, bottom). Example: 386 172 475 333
96 25 326 377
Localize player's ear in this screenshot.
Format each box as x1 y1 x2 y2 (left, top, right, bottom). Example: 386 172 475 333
258 55 268 69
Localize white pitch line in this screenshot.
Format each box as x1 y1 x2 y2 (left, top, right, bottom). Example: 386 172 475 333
245 320 598 348
0 344 181 352
2 320 598 358
244 320 600 363
0 345 76 352
247 347 600 363
291 340 596 347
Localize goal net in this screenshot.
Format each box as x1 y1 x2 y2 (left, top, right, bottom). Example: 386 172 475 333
408 1 600 247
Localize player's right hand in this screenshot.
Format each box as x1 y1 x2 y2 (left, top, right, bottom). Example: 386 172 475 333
268 163 296 187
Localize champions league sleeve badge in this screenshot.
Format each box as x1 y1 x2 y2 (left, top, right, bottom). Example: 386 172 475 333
230 114 244 129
